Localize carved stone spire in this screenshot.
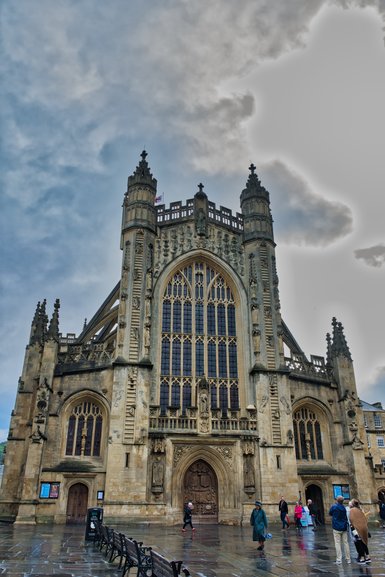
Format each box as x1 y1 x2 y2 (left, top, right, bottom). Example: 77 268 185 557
30 300 48 346
47 299 60 341
331 317 352 361
240 163 270 203
29 301 41 345
127 150 157 192
326 332 333 370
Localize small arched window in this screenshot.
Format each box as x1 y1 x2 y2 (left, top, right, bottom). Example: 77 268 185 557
293 406 324 461
65 401 103 457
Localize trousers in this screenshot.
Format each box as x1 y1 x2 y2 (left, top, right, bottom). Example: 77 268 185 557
332 529 351 562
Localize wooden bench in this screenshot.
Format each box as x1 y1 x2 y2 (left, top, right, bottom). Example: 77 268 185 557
99 524 114 559
109 529 126 569
150 549 190 577
121 535 152 577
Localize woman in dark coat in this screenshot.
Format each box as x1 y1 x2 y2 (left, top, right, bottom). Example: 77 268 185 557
250 501 268 550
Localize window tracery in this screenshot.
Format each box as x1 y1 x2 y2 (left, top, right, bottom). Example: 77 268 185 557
65 400 103 457
160 262 239 415
293 406 324 461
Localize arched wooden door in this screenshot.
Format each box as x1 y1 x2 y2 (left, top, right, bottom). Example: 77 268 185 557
305 483 324 524
183 459 218 524
66 483 88 524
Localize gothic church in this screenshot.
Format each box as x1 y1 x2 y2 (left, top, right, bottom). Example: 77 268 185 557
0 152 381 525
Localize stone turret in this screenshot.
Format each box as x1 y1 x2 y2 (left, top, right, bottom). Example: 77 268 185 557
121 150 158 241
240 164 274 244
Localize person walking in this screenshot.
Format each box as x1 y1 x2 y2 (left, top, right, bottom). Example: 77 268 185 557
307 499 318 531
250 501 268 551
294 501 303 531
278 496 289 529
182 501 195 532
349 499 371 564
378 499 385 528
329 495 351 565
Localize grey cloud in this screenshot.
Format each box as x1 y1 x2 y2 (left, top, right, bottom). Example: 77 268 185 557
362 366 385 405
0 0 328 194
354 244 385 267
262 160 353 247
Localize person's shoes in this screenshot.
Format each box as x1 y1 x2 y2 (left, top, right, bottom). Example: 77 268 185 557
365 557 371 563
192 528 196 531
358 558 366 564
257 545 263 551
335 560 342 565
182 529 186 532
346 560 351 564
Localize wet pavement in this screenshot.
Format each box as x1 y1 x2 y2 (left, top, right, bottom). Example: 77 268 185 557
0 521 384 576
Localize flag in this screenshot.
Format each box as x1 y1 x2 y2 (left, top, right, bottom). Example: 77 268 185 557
155 194 164 204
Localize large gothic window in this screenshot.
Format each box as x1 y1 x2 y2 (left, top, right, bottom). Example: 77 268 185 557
293 406 324 460
160 262 239 415
65 400 103 457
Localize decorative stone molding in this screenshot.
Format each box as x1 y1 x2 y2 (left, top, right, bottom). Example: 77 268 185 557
173 445 190 466
215 446 232 467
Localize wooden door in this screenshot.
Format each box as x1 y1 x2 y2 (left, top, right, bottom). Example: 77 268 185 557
66 483 88 524
183 459 218 523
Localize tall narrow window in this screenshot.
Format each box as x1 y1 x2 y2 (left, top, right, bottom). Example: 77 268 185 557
293 407 324 461
65 401 103 457
160 262 239 413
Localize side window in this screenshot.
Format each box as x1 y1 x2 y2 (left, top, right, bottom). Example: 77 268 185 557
293 406 324 461
65 400 103 457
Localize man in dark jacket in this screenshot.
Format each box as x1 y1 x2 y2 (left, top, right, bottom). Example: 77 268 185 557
278 496 289 529
329 496 351 565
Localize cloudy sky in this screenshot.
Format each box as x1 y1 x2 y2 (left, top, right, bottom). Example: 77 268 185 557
1 0 384 442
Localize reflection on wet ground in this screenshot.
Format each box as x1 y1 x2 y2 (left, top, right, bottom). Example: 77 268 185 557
0 521 384 576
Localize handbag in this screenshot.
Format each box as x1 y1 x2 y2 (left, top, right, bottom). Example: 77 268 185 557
285 514 290 524
264 533 272 539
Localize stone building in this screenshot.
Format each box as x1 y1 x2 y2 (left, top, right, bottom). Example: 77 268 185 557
0 151 383 525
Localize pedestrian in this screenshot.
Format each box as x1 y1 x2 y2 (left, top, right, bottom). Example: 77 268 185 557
378 499 385 528
250 500 268 551
329 495 351 565
278 495 289 529
294 501 303 531
307 499 318 531
349 499 371 564
182 501 195 532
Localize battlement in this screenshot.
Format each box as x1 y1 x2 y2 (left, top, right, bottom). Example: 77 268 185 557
156 200 243 232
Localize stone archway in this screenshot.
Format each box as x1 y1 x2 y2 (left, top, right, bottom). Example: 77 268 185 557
66 483 88 524
305 483 324 524
183 459 218 524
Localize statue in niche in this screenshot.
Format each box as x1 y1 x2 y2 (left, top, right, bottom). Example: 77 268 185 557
244 454 255 489
196 209 207 236
200 392 209 416
152 456 164 488
144 325 151 353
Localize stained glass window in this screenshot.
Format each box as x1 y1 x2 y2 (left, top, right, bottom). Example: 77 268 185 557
293 407 324 460
160 262 239 413
65 401 103 457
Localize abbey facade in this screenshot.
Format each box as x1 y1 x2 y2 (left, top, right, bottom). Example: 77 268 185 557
1 152 384 525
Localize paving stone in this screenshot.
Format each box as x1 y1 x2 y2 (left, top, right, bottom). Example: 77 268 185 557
0 523 384 576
